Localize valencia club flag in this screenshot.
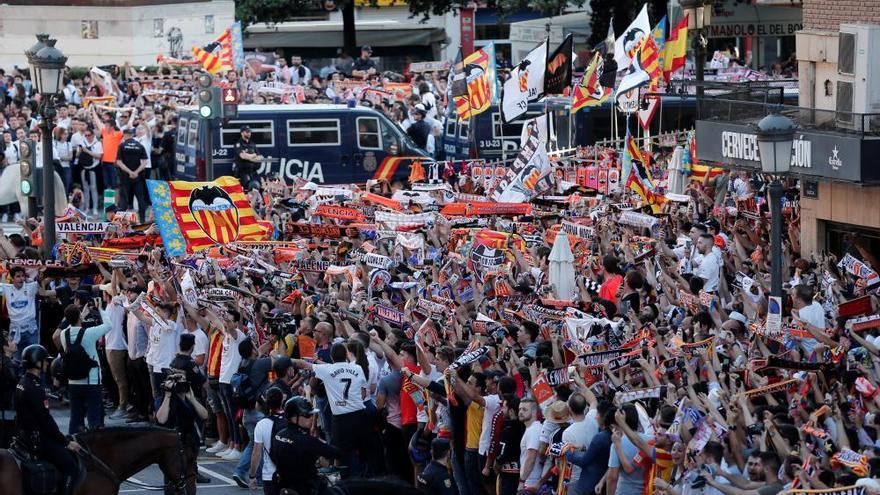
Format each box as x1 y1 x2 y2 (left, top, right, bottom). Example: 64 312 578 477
453 43 498 120
147 176 270 256
545 34 574 95
572 52 611 113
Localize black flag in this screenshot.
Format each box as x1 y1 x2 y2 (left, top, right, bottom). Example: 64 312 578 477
544 34 574 95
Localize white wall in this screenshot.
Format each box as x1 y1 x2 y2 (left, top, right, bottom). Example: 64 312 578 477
0 0 235 68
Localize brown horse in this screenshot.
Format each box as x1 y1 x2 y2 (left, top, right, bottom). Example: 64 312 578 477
0 426 196 495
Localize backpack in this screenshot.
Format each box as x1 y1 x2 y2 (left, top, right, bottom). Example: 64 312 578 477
62 328 98 381
230 361 267 409
77 142 96 170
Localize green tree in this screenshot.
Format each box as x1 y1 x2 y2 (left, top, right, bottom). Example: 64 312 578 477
588 0 668 47
236 0 588 57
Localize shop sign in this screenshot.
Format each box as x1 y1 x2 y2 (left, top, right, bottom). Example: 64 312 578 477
697 120 865 183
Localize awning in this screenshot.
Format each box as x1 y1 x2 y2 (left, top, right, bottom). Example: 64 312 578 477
244 27 446 49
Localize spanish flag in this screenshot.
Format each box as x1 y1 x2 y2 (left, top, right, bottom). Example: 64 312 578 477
662 16 689 82
147 176 270 257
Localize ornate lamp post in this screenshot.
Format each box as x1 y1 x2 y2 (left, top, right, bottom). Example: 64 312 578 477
25 34 67 257
756 110 795 298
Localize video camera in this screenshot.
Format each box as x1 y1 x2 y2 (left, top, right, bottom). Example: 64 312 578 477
264 312 297 337
162 370 189 394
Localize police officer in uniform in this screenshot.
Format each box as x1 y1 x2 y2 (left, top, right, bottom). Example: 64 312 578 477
15 345 82 495
233 126 262 190
115 127 149 222
406 104 431 151
417 437 457 495
0 331 19 448
270 396 342 495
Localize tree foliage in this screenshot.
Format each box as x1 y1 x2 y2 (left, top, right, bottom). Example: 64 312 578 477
588 0 668 47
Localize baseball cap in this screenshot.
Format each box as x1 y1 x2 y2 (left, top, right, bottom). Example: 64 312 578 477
122 127 135 135
361 45 372 53
414 103 427 115
240 125 251 132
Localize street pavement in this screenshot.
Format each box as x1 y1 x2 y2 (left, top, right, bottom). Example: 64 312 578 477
51 401 246 494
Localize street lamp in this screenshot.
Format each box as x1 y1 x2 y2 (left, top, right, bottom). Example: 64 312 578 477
25 35 67 257
756 109 795 298
680 0 712 99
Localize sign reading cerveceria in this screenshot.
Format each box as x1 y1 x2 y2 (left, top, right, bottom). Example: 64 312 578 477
696 120 880 183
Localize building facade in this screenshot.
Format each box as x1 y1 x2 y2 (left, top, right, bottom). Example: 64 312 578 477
0 0 235 68
795 0 880 257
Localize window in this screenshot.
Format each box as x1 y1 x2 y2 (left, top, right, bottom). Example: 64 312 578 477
220 120 274 148
153 19 164 38
81 20 99 39
491 111 541 139
177 118 188 145
459 120 470 139
445 119 456 137
187 120 198 148
357 117 381 150
204 15 214 34
287 119 340 147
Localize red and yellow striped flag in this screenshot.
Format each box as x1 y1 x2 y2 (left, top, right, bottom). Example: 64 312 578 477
164 176 269 253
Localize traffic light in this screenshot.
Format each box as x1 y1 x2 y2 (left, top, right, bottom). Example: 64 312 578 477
221 87 240 119
196 73 221 119
19 139 37 197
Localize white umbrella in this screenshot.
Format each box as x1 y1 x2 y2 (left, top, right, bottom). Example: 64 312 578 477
666 146 685 195
549 232 576 300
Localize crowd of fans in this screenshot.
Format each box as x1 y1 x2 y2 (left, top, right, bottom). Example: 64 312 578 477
0 48 877 495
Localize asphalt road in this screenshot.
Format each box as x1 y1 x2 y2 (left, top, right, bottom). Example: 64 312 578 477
52 402 247 494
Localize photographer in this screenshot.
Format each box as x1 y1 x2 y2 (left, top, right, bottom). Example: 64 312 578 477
59 301 112 434
155 366 208 495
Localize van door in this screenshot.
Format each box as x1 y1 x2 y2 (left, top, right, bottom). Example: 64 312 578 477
284 117 341 184
354 115 386 182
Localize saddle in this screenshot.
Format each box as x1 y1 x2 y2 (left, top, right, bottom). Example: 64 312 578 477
9 437 87 495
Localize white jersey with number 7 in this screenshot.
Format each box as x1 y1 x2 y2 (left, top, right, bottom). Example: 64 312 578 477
313 362 367 415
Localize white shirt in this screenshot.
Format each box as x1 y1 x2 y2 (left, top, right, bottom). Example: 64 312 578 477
105 295 128 351
1 281 38 325
561 410 599 483
253 416 278 481
693 249 723 292
521 420 544 486
219 330 246 384
478 394 502 455
313 362 367 415
136 134 152 169
797 301 826 329
145 321 182 371
53 140 72 168
190 328 209 362
4 141 20 165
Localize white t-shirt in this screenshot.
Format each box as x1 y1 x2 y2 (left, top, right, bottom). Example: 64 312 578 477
253 416 278 481
562 410 599 483
313 362 367 415
693 249 723 292
145 321 181 371
478 394 502 455
1 281 38 325
190 328 209 361
521 420 544 486
219 330 247 384
797 302 826 329
105 295 128 351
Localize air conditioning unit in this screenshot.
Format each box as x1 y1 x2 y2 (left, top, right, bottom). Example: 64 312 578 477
837 24 880 129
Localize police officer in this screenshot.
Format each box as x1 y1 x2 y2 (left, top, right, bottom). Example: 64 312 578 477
406 104 431 151
270 396 342 495
115 127 149 222
233 126 262 189
15 345 82 495
417 437 457 495
0 331 19 448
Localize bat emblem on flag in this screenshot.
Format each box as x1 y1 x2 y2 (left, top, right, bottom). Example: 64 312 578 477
189 185 240 244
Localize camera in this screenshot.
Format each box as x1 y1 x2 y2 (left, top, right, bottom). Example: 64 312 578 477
746 422 765 435
264 312 297 337
162 371 189 394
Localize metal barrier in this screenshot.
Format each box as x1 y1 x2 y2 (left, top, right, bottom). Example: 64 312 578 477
697 98 880 136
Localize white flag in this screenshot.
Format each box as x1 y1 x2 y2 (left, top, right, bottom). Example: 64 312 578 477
614 4 651 71
500 39 548 123
492 114 551 203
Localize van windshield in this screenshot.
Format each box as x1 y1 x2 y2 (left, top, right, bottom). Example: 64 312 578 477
377 113 425 156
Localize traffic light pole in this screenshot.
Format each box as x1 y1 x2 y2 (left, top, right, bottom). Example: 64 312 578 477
40 100 56 257
205 118 214 181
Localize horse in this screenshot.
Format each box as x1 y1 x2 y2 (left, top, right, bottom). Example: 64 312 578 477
0 164 68 217
0 426 196 495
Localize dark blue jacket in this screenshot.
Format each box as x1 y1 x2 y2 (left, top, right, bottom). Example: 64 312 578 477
566 428 612 495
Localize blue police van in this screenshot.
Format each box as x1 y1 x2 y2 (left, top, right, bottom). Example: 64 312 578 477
175 104 432 184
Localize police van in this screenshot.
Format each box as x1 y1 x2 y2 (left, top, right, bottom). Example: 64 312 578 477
175 104 432 184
